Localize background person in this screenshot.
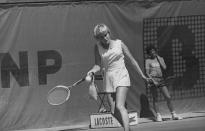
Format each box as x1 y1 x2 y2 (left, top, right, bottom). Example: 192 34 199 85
145 45 182 122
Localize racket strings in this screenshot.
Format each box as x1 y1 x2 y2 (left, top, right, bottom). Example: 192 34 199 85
47 86 70 105
47 77 85 105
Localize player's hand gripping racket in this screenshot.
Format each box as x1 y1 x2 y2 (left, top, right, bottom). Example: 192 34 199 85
148 75 176 87
47 76 88 105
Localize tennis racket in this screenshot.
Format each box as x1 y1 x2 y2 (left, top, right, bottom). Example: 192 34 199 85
148 75 176 87
47 77 86 105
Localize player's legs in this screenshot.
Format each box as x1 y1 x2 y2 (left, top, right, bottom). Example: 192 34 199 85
159 85 174 112
150 85 162 121
108 93 115 114
108 93 128 114
114 86 130 131
150 86 160 113
160 86 182 120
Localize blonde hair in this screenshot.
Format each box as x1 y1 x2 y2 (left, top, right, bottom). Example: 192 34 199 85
93 24 110 39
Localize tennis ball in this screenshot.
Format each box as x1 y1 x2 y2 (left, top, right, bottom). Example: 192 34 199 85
85 75 92 82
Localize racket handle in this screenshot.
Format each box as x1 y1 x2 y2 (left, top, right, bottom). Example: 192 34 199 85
148 77 158 86
86 72 95 80
73 78 85 86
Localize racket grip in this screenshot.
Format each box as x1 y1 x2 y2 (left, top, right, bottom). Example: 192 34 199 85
86 72 94 79
73 78 86 86
88 72 94 77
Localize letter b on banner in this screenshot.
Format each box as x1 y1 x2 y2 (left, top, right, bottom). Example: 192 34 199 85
143 15 205 100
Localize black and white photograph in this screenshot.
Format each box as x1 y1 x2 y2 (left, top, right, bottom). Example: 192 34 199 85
0 0 205 131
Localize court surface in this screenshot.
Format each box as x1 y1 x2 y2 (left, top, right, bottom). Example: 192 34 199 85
14 97 205 131
15 112 205 131
60 112 205 131
86 116 205 131
60 97 205 131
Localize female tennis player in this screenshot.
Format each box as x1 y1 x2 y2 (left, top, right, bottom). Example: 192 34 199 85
87 24 150 131
145 46 182 122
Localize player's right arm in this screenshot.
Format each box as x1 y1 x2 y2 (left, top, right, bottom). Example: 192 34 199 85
87 44 101 75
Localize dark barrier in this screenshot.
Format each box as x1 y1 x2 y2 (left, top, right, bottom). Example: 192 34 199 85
143 15 205 101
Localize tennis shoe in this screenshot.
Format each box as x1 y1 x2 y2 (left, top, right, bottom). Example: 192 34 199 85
155 113 162 122
172 113 183 120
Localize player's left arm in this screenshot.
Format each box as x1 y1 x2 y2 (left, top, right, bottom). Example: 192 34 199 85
121 41 147 79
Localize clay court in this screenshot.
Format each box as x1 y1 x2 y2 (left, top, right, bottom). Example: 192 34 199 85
14 97 205 131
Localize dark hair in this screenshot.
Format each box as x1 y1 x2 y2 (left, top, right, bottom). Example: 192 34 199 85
146 45 157 55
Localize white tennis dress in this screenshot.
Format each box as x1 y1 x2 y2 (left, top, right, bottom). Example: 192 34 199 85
97 39 131 92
